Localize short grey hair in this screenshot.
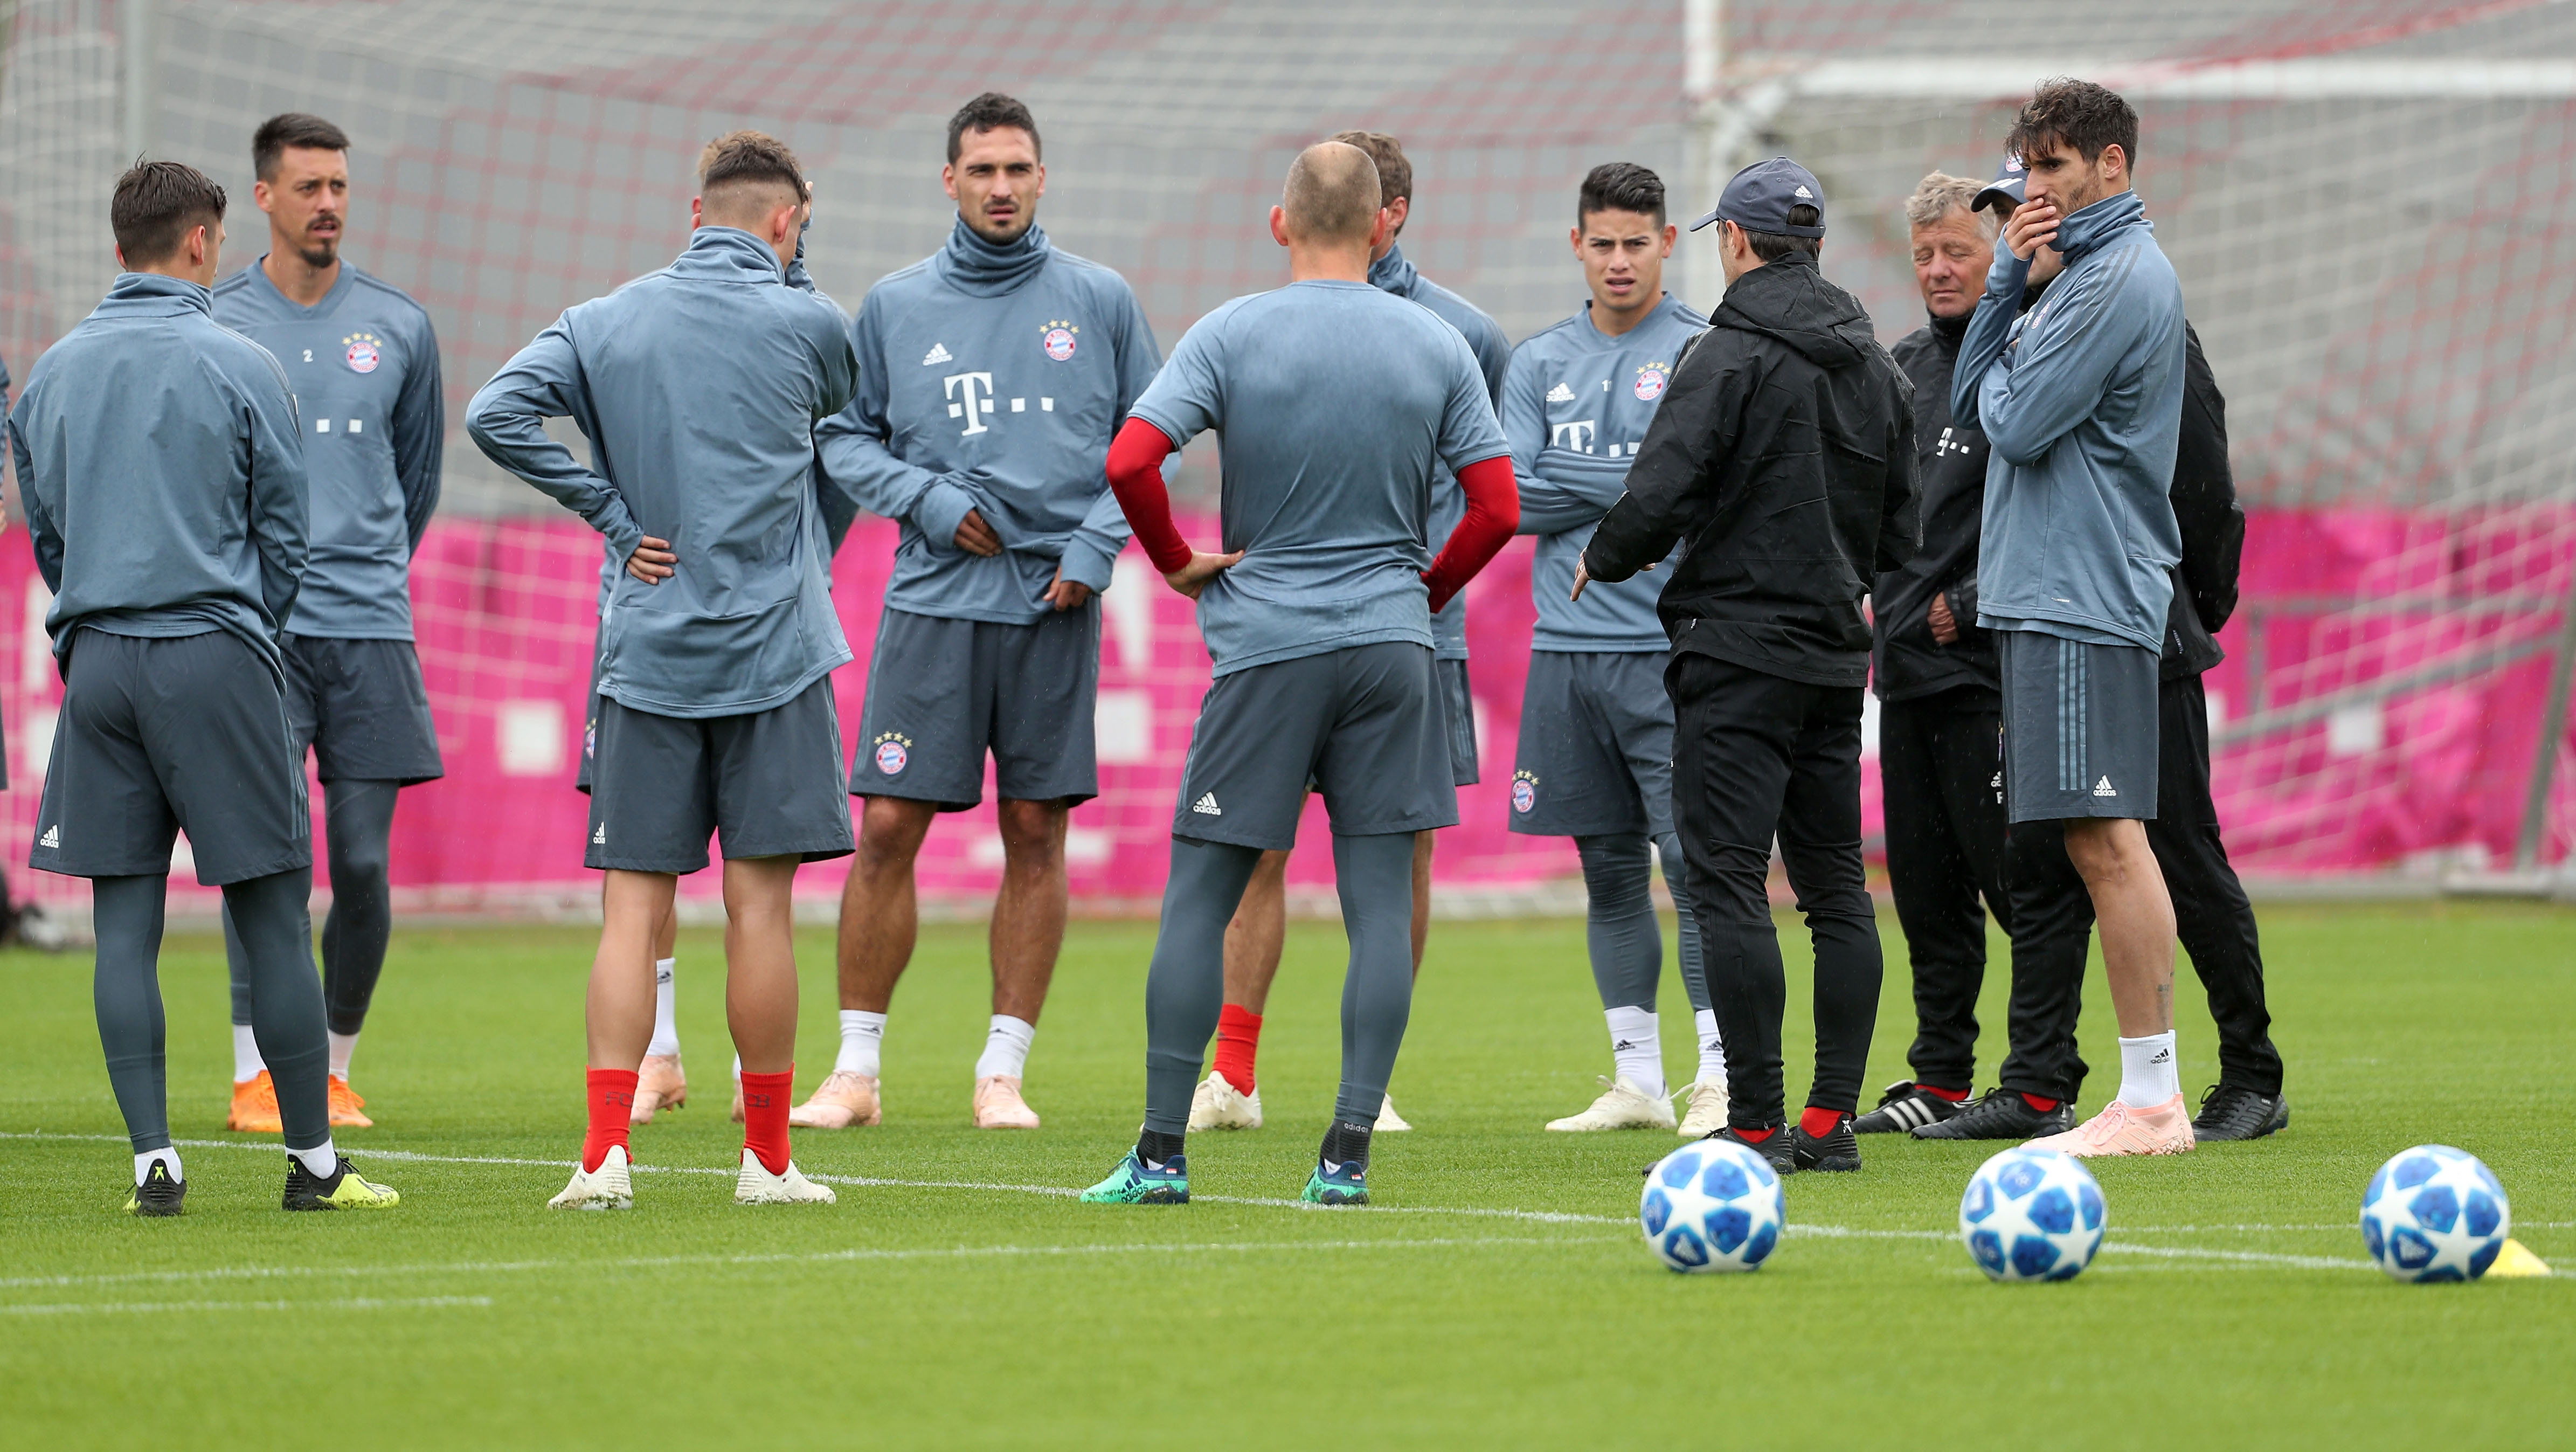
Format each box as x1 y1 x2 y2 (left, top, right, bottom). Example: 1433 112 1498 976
1906 171 1997 238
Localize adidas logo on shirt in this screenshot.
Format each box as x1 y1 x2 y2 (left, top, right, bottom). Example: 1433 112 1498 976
1545 382 1576 403
37 825 58 849
2093 777 2117 798
922 343 953 366
1192 793 1223 817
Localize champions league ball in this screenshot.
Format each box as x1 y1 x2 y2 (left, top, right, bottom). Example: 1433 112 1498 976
1639 1139 1784 1274
1959 1146 2106 1282
2360 1145 2511 1283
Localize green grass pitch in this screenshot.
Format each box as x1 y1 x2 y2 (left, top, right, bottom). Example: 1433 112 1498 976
2 901 2571 1448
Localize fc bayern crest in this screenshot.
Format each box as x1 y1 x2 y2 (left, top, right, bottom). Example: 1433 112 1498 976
343 332 382 374
1511 773 1538 814
1041 320 1079 361
874 739 909 775
1632 365 1669 403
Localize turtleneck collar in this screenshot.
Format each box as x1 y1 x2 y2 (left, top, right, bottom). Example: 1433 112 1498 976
1367 243 1419 298
2054 189 2148 265
671 226 788 282
938 217 1051 298
104 271 213 313
1928 308 1971 342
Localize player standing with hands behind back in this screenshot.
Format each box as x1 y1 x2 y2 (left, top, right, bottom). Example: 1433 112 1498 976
1950 80 2195 1159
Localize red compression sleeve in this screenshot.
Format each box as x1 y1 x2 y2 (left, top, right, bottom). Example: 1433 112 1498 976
1106 417 1192 573
1422 454 1521 613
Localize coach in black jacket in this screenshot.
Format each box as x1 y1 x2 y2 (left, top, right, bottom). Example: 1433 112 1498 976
1581 157 1916 1173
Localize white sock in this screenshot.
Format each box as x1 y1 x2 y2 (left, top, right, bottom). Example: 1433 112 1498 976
646 957 681 1057
973 1014 1036 1081
835 1011 886 1077
328 1031 357 1080
135 1147 182 1185
292 1139 338 1178
232 1024 266 1083
2116 1031 2180 1107
1694 1009 1727 1085
1605 1006 1664 1100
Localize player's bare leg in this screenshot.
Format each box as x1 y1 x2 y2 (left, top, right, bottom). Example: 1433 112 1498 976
792 796 935 1127
2030 819 2192 1156
556 868 672 1208
722 855 831 1202
971 798 1066 1128
634 889 687 1123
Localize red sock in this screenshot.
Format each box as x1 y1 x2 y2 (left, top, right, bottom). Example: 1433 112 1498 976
1734 1125 1778 1143
1211 1004 1263 1094
1917 1083 1970 1102
740 1069 794 1175
2019 1093 2061 1113
1799 1107 1846 1139
584 1068 638 1173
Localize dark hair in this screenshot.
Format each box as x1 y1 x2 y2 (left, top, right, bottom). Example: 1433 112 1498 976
1578 162 1665 227
252 112 350 181
2007 78 2140 170
112 160 227 266
947 92 1040 164
697 130 805 208
1739 204 1822 263
1327 130 1411 209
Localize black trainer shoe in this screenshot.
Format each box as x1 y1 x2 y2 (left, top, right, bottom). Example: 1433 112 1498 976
2191 1084 2289 1141
1792 1115 1861 1172
282 1154 400 1211
1852 1080 1968 1135
1910 1088 2078 1140
1649 1123 1795 1178
122 1160 185 1217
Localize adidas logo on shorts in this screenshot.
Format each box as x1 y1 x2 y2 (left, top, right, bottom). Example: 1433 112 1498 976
592 823 606 844
2093 776 2117 798
37 825 58 849
1192 793 1222 817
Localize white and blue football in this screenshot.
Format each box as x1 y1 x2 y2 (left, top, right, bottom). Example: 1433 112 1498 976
2359 1145 2511 1283
1959 1146 2107 1282
1640 1139 1785 1274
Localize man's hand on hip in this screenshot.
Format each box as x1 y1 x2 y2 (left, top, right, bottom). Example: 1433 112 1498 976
955 508 1003 557
1163 550 1243 600
626 535 676 584
1928 591 1958 645
1043 568 1092 611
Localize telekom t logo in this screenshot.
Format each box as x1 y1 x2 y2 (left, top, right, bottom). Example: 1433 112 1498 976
945 371 996 435
1550 419 1597 453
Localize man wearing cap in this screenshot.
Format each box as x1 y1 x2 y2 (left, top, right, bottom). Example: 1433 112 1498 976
1579 156 1916 1175
1950 79 2196 1158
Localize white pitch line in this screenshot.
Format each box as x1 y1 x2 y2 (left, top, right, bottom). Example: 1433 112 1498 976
1 1295 493 1317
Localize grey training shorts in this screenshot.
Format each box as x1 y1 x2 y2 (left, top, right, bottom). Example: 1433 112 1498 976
281 633 445 786
1508 649 1677 838
1172 641 1458 851
854 605 1099 810
1997 628 2159 824
30 627 312 884
585 676 853 873
1437 656 1480 787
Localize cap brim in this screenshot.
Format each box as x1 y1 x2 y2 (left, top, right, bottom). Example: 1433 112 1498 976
1972 181 2025 213
1687 206 1725 232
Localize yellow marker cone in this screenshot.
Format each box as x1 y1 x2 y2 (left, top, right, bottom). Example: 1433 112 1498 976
2486 1238 2552 1278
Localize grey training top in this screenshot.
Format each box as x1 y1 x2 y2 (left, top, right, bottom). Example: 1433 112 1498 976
1502 293 1707 653
1369 245 1509 661
467 227 860 719
1128 278 1511 678
212 260 442 640
8 273 309 680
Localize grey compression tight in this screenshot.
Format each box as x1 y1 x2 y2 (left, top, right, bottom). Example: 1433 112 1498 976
97 867 330 1154
225 778 398 1036
1575 832 1708 1014
1142 832 1419 1134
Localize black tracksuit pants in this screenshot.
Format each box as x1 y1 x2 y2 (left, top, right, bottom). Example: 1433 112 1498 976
1667 653 1883 1131
1879 688 2014 1093
2003 673 2284 1101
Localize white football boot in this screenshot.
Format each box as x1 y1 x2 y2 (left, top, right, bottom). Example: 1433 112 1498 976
1187 1071 1264 1131
1373 1094 1412 1132
1546 1075 1679 1132
1675 1077 1732 1138
734 1149 836 1205
548 1144 634 1210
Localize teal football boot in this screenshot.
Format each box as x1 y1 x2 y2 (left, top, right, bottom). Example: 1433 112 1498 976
1080 1150 1188 1205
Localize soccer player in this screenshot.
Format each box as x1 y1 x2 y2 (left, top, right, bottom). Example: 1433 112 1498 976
1950 80 2195 1158
1189 129 1508 1136
210 113 444 1136
1500 163 1725 1136
799 92 1159 1134
469 132 856 1208
1081 140 1516 1206
8 160 398 1214
1581 156 1916 1175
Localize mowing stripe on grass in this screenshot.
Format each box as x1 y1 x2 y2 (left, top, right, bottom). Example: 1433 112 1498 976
1 1296 494 1316
2 1131 2411 1275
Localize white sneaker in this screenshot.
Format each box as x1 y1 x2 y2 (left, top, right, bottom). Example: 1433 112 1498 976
1374 1094 1411 1133
1675 1077 1731 1138
548 1144 633 1210
1545 1076 1679 1132
734 1149 836 1205
1187 1071 1264 1131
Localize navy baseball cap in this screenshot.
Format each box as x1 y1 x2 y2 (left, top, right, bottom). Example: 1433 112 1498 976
1972 153 2028 214
1688 156 1827 236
